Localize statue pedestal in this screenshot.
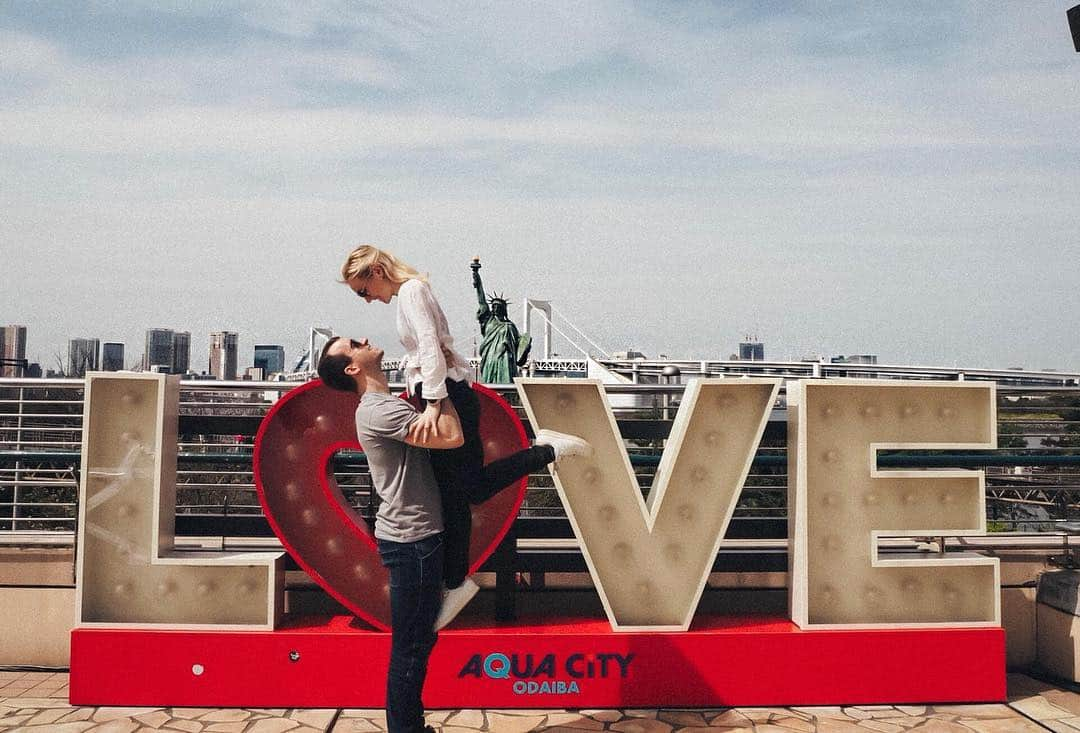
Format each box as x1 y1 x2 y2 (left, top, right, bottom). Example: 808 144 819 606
70 614 1005 707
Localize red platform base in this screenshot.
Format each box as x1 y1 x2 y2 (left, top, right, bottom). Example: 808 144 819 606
70 614 1005 708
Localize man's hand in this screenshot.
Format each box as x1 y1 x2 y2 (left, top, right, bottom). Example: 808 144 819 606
405 397 463 450
413 400 442 443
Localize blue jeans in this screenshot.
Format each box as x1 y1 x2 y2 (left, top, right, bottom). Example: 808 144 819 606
377 533 444 733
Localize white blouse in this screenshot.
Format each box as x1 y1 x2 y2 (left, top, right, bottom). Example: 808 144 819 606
396 278 471 400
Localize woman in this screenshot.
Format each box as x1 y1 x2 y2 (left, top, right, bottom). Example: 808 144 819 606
339 245 591 629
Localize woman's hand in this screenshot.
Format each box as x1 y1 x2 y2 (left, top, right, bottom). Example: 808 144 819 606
414 400 442 443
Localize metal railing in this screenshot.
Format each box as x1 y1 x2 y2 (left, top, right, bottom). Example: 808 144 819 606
597 357 1080 386
2 372 1080 544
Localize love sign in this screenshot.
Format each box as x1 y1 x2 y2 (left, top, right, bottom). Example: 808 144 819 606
75 373 999 633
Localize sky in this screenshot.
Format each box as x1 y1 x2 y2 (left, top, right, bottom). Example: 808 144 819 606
2 1 1078 373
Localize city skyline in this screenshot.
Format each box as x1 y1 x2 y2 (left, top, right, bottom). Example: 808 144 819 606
3 4 1079 372
5 318 1080 378
1 322 296 377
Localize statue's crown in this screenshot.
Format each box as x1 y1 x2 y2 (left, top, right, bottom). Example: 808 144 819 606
488 291 508 308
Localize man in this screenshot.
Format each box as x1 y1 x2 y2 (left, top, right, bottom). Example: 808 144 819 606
319 335 592 730
318 335 462 733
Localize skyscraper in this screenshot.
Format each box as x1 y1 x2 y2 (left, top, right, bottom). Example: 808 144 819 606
254 344 285 376
102 342 125 371
67 338 100 378
1 325 28 377
172 331 191 374
209 331 239 380
144 329 174 372
739 340 765 361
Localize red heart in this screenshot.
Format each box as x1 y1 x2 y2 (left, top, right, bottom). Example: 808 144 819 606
254 381 528 631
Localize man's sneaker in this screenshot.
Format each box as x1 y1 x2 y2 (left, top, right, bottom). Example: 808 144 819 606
535 429 593 462
434 576 479 631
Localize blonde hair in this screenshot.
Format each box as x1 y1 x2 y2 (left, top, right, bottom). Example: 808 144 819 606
339 244 427 284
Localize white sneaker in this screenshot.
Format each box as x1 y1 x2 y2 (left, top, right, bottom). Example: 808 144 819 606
434 577 479 631
535 429 593 462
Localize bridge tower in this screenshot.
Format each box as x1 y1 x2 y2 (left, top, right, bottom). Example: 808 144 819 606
522 298 553 359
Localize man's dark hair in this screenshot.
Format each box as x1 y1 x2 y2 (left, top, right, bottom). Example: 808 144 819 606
316 337 357 392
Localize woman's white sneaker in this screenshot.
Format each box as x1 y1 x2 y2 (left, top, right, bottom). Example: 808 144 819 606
434 576 479 631
535 429 593 462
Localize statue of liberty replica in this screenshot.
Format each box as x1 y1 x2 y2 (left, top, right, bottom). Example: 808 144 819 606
471 257 532 383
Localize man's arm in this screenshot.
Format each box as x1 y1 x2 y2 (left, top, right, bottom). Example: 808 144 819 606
405 397 464 450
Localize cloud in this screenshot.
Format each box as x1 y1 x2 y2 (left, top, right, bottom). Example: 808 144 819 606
1 2 1078 370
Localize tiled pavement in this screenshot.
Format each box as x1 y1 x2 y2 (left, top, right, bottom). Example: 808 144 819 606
2 671 1079 732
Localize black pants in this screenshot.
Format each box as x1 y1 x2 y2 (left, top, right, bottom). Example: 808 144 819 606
414 379 554 589
378 533 444 733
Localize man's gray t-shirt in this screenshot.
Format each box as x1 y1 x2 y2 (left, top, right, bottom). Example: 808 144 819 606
354 391 443 543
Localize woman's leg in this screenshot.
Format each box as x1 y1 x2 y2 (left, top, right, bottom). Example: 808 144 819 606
471 445 553 504
445 380 554 504
441 380 488 585
429 380 557 586
419 381 477 590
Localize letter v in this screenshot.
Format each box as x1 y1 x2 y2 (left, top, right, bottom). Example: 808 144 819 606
516 378 781 631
